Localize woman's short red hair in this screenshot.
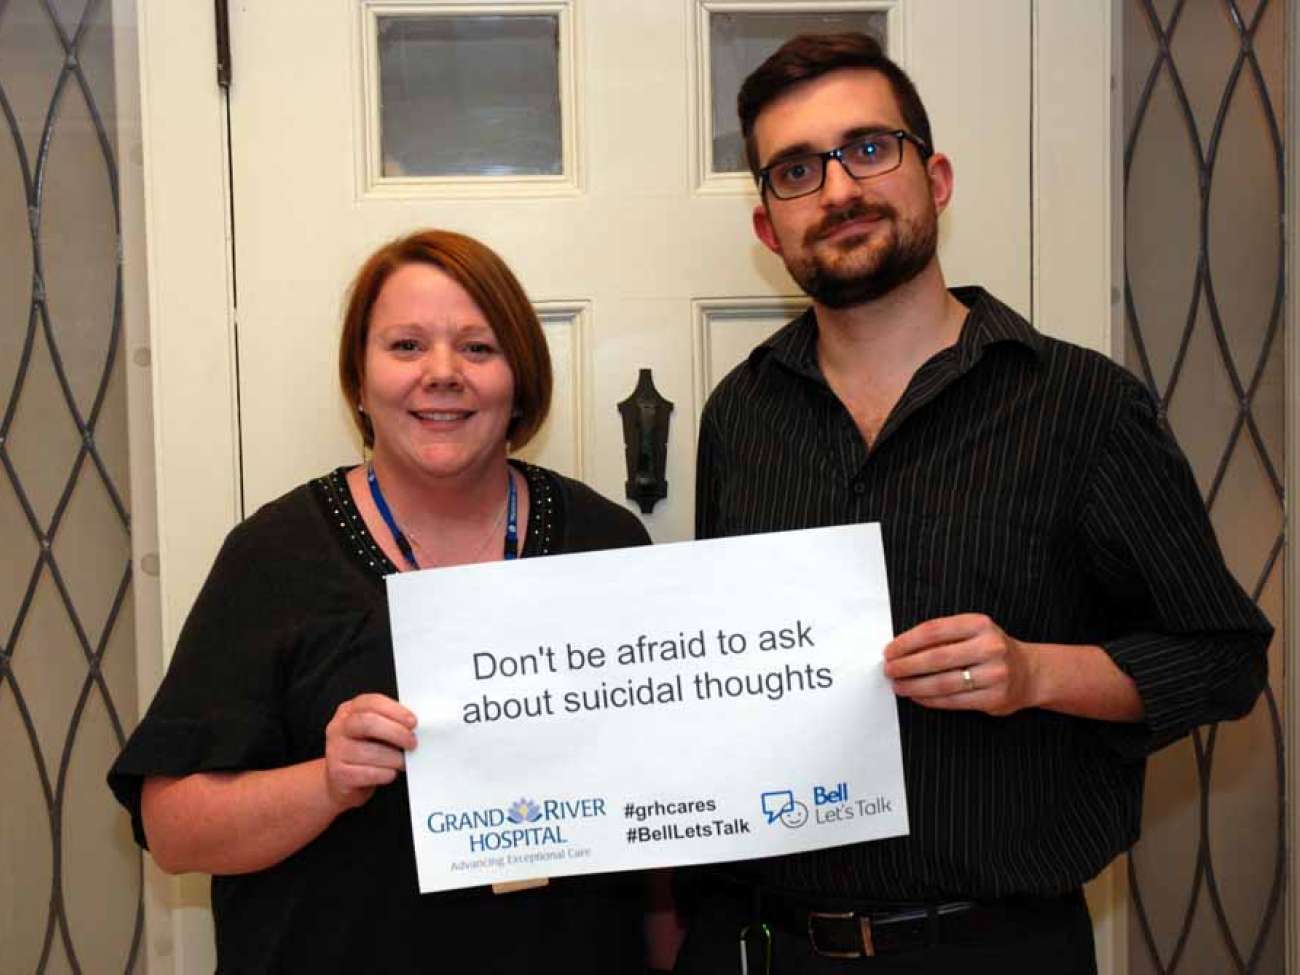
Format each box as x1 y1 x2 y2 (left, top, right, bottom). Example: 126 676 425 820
339 229 552 451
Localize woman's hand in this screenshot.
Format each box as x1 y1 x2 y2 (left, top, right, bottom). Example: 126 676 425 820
324 693 418 810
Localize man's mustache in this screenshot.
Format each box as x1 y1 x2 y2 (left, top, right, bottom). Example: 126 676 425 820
806 202 896 245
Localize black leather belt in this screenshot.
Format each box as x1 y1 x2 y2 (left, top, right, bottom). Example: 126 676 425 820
703 874 1082 958
757 887 982 957
802 900 978 957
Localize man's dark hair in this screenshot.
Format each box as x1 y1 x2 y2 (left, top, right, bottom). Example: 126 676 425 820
737 32 933 181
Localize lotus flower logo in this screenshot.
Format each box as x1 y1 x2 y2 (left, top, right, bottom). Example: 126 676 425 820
506 798 541 824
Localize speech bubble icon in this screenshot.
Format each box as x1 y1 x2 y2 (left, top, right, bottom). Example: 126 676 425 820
761 790 796 825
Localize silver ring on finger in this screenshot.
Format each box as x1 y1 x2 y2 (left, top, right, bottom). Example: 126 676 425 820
960 667 975 692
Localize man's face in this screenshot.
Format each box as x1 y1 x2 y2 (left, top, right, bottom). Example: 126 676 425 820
751 68 951 308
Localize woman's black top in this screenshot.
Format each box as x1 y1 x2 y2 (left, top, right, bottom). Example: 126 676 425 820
109 463 651 973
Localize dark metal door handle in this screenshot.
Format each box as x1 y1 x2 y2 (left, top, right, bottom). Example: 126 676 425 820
617 369 673 513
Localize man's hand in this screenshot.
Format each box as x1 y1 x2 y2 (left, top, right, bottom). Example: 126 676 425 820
883 614 1041 716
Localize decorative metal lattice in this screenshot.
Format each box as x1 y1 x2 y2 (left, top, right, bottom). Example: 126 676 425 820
0 0 141 970
1124 0 1285 972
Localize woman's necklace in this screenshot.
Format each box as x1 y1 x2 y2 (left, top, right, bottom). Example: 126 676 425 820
366 464 519 570
406 497 507 566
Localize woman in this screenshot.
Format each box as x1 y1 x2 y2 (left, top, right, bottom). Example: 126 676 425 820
109 230 651 972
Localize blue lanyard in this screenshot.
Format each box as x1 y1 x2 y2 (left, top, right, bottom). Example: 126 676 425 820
504 471 519 559
366 465 518 571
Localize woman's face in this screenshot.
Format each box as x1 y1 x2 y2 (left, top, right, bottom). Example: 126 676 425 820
361 263 516 485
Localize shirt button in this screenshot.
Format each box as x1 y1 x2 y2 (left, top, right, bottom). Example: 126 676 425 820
852 480 866 495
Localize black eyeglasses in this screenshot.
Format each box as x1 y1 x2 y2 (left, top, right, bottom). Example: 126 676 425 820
759 130 932 200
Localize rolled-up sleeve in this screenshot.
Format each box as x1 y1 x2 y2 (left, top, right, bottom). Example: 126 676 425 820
1080 385 1272 756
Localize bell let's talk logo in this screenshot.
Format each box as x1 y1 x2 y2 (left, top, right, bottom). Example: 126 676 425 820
763 783 896 827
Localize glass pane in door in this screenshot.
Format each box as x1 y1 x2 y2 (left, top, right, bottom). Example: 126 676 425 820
709 11 888 173
378 14 563 178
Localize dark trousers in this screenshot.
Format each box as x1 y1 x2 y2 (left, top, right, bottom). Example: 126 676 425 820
672 886 1098 975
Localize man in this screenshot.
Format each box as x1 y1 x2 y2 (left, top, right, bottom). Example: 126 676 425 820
675 32 1270 973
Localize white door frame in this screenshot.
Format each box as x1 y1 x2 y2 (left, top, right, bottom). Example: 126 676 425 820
123 1 1126 971
1032 6 1127 972
124 1 239 971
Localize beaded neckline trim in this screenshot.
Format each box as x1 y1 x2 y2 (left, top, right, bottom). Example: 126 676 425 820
313 462 556 580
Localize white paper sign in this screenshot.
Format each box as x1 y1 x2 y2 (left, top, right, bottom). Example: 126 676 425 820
387 523 908 893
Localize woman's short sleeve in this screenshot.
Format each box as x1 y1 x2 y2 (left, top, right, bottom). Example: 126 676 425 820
107 514 297 849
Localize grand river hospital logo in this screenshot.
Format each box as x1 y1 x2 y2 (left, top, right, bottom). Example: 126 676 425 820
761 789 810 829
506 798 542 824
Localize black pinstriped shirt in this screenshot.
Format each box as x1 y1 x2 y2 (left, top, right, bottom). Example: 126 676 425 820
695 286 1271 899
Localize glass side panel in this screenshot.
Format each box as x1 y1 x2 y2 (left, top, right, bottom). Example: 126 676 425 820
0 0 141 969
1122 0 1287 971
709 11 887 173
378 14 563 178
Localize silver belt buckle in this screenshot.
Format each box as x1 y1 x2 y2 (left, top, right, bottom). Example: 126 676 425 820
807 910 875 958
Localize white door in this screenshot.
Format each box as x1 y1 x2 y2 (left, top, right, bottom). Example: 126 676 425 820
228 0 1031 539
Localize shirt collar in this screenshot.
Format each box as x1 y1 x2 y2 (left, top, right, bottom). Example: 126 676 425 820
749 286 1044 380
949 286 1045 368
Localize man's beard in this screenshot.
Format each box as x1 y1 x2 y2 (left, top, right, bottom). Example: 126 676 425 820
786 200 938 309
